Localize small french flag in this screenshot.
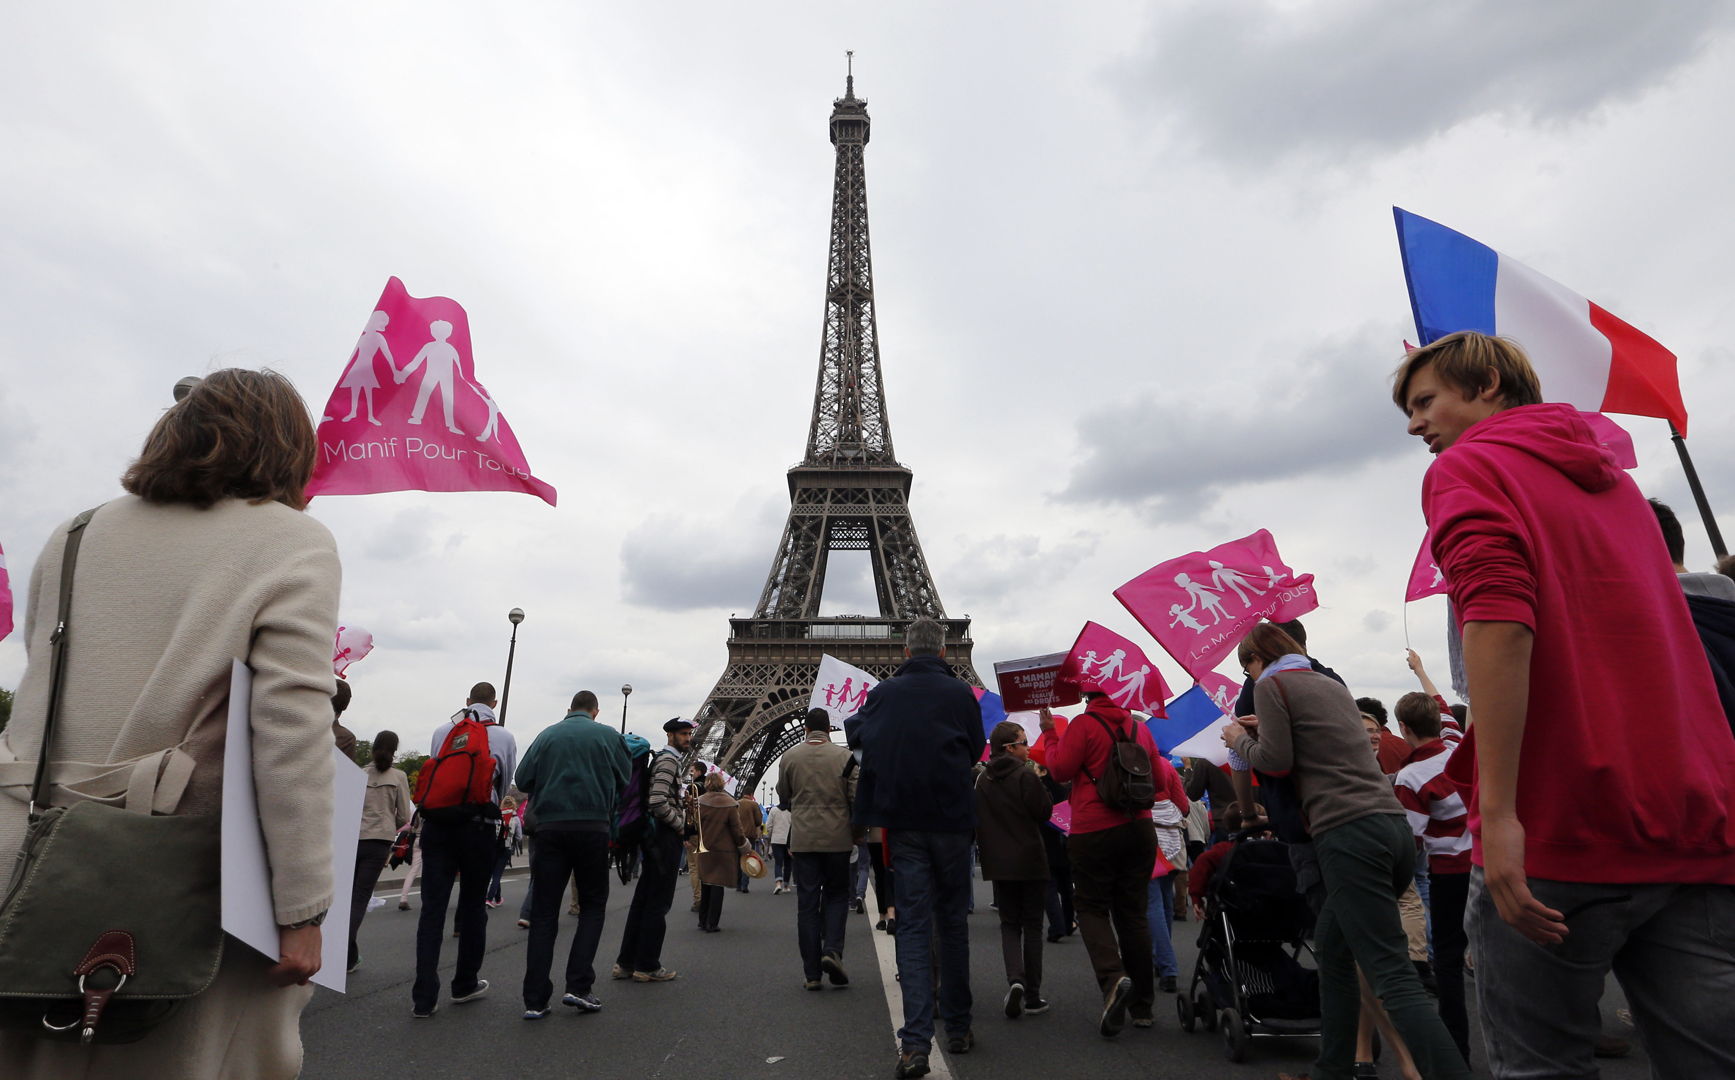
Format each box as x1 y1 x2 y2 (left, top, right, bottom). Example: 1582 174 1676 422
1393 208 1688 434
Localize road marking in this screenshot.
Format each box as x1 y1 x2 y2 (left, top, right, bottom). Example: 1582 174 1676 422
866 879 954 1079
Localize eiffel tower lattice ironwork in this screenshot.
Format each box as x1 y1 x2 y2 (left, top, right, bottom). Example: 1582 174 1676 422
690 68 980 791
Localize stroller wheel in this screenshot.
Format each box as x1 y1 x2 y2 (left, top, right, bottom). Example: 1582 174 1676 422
1176 992 1195 1033
1220 1007 1250 1063
1196 989 1217 1031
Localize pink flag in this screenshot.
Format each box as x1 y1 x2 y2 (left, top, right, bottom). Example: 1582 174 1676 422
1406 531 1449 602
307 277 557 505
0 541 12 642
1196 671 1242 717
1058 622 1171 718
333 624 375 678
1115 529 1318 680
1579 411 1638 470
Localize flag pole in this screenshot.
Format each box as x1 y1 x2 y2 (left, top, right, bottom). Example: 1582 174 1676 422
1670 425 1727 558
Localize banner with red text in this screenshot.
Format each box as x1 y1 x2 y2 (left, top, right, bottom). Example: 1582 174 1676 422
1115 529 1317 680
993 652 1077 712
307 277 557 505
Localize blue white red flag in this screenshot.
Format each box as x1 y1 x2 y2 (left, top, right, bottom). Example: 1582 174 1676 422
1393 207 1687 433
1147 685 1231 767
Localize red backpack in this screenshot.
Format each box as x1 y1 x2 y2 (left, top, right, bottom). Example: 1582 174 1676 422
414 709 497 817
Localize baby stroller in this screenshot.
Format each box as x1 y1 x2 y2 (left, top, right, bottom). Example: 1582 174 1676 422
1178 836 1321 1062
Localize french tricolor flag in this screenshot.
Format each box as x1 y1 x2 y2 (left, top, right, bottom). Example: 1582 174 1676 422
1394 208 1688 434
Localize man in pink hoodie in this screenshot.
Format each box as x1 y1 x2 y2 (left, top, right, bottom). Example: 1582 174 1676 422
1393 331 1735 1079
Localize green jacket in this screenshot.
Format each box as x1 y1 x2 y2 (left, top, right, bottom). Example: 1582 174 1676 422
514 711 631 825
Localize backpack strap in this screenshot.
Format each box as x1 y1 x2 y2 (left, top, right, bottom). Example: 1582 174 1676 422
1078 710 1122 785
28 508 98 821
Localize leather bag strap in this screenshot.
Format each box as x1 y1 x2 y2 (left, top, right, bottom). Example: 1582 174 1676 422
28 508 98 820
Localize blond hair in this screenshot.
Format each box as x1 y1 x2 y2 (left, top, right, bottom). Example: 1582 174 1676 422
1391 331 1543 413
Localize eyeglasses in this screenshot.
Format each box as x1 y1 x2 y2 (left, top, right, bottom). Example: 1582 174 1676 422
1008 740 1028 748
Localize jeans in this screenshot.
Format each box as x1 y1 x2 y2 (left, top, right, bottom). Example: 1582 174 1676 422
772 842 791 884
1041 824 1074 938
348 838 393 968
1414 858 1434 965
412 814 498 1011
520 828 610 1009
615 831 683 973
1146 872 1178 978
1429 870 1470 1063
794 850 851 981
1068 820 1157 1015
890 829 974 1053
1468 868 1735 1079
991 879 1045 995
487 846 511 903
852 842 870 900
1312 814 1468 1080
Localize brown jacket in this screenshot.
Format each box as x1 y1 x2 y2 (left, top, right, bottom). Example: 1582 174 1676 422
973 754 1051 881
695 791 748 886
735 794 762 842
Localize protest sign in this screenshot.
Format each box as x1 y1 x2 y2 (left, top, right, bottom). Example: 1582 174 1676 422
810 654 878 724
1059 622 1171 717
307 277 557 505
1115 529 1317 680
0 542 11 642
993 652 1077 712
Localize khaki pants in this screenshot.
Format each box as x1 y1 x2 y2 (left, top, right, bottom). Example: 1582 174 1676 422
1398 880 1427 963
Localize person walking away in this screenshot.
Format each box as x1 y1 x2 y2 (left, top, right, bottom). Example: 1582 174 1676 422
397 811 424 910
974 721 1053 1018
1145 754 1189 994
1392 332 1735 1078
846 617 984 1079
735 790 763 892
486 796 522 907
411 683 519 1018
1223 623 1467 1079
776 708 859 989
864 827 896 932
612 719 693 982
683 761 706 913
1047 686 1161 1037
0 370 337 1078
350 730 412 972
768 802 794 894
694 774 748 931
514 691 630 1019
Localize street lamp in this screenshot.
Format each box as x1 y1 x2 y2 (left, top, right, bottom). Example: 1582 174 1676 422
499 608 525 726
620 683 633 733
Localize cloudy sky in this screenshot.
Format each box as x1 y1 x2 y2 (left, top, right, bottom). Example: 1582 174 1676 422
4 2 1732 767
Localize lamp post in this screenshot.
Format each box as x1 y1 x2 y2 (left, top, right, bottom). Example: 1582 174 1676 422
499 608 525 726
620 683 633 734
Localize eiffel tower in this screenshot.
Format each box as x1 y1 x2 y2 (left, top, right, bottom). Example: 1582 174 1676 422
691 65 980 790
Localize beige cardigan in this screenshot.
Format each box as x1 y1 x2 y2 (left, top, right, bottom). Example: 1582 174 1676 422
0 495 342 924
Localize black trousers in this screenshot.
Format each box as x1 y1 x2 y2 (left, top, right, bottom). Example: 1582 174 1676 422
522 828 611 1009
1067 820 1157 1012
992 879 1047 995
413 814 498 1011
794 850 851 980
1042 824 1075 937
616 831 684 972
1431 870 1472 1062
699 884 725 929
348 838 393 968
866 841 895 916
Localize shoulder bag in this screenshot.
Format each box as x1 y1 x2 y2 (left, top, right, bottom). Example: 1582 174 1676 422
0 509 225 1044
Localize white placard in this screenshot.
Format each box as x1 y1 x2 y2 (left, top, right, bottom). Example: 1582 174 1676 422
221 659 366 992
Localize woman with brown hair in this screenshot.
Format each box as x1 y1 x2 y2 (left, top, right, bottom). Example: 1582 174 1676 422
973 720 1053 1018
693 773 749 932
1221 623 1467 1080
0 370 341 1079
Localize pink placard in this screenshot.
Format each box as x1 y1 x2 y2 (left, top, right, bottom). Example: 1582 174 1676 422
0 541 11 643
1115 529 1318 680
307 277 557 505
993 652 1078 712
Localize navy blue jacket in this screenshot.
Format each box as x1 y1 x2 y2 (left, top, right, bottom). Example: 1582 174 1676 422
1685 593 1735 736
846 654 985 832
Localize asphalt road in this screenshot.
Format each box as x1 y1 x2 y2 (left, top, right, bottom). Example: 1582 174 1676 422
301 868 1652 1080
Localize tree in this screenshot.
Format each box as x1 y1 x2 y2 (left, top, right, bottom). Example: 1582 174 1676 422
352 738 373 768
0 688 11 734
397 751 429 789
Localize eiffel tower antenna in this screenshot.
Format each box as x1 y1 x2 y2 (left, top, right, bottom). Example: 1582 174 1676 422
689 73 980 788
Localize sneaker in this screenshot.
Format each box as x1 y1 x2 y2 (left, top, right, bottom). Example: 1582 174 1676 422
1159 975 1177 993
398 900 411 911
1099 976 1133 1038
945 1030 974 1055
411 1003 438 1018
1004 981 1025 1019
633 968 679 983
773 881 784 894
610 963 630 980
517 918 530 929
347 956 361 975
562 993 603 1012
875 918 888 931
1024 995 1051 1015
894 1050 931 1079
884 917 897 936
451 980 489 1004
522 1007 550 1020
821 952 849 987
804 979 824 991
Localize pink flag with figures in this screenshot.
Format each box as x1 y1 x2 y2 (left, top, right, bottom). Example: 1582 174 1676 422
0 541 12 642
333 624 374 678
306 277 557 505
1058 622 1171 718
809 655 879 724
1115 529 1318 680
1196 671 1242 717
1406 532 1449 602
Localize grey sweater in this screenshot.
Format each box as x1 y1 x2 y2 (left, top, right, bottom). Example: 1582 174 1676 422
1231 669 1402 836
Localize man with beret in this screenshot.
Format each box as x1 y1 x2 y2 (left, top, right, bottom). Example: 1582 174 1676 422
611 718 694 983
